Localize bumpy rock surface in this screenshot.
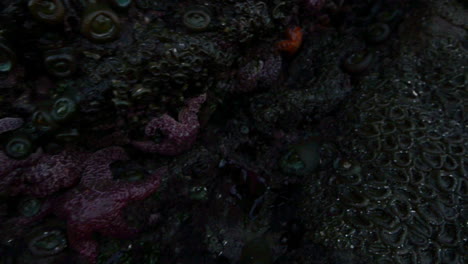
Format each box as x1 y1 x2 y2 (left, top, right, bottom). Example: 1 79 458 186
300 2 467 262
304 92 466 263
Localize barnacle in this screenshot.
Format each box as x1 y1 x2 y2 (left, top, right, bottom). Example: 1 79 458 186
298 12 467 259
302 91 466 263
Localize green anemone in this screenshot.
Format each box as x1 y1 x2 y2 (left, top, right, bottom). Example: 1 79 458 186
183 6 212 32
18 197 42 217
28 0 65 24
51 97 77 122
4 134 33 160
81 3 121 43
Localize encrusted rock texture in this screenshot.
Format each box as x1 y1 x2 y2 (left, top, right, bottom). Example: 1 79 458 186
0 0 466 264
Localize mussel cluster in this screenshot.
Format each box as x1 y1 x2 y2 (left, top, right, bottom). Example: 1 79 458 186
305 91 466 263
299 6 467 261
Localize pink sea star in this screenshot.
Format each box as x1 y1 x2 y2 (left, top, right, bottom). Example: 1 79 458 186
5 149 87 197
11 147 166 263
132 94 207 156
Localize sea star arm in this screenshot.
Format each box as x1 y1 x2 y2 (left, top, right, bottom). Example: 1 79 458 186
67 222 98 264
81 147 129 188
99 214 139 239
177 94 206 124
123 166 167 201
145 114 177 136
131 115 184 155
11 150 85 197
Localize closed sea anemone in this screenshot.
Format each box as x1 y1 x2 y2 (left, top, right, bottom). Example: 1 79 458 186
81 2 121 43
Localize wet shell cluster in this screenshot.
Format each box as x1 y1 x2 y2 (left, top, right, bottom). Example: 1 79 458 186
0 1 466 263
300 22 467 262
302 90 466 263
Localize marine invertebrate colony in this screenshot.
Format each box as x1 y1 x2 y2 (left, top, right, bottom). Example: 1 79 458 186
1 149 86 197
304 91 466 263
0 0 466 263
53 147 166 263
298 7 467 259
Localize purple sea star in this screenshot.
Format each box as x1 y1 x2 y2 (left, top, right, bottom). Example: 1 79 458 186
132 94 207 156
6 149 87 197
10 147 166 263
